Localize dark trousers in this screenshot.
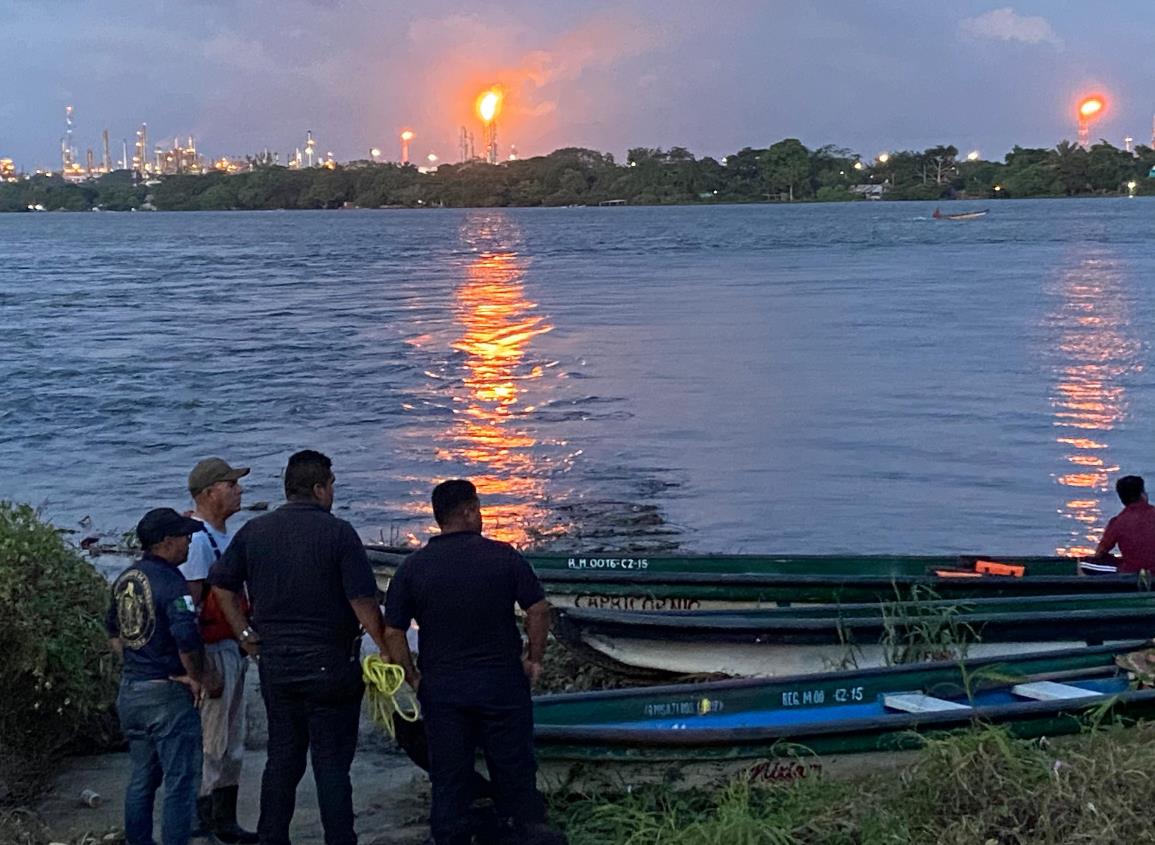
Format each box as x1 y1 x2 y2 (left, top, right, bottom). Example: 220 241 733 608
257 650 364 845
420 673 545 845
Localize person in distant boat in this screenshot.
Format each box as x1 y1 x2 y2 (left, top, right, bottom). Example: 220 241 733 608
1094 475 1155 573
179 457 257 844
383 479 563 845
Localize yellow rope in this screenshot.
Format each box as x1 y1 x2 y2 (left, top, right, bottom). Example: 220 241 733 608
361 654 421 738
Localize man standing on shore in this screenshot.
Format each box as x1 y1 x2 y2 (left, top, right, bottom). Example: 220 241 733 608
179 457 258 844
383 479 560 845
108 508 222 845
209 450 390 845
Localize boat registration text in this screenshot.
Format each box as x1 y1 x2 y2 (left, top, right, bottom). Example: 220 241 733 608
573 594 701 610
566 557 650 570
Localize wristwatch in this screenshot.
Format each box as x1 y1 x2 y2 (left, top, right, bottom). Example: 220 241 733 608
239 626 256 642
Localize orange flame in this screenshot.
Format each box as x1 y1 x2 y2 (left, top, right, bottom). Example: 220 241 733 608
1078 96 1105 120
400 129 415 141
477 89 502 124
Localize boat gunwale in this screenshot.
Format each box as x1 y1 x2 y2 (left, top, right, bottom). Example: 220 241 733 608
534 685 1155 748
561 591 1155 622
533 640 1150 704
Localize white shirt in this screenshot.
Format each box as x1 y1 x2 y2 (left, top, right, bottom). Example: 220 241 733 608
178 519 233 582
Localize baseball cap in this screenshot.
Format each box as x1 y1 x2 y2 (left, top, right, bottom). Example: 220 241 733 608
136 507 204 548
188 457 251 496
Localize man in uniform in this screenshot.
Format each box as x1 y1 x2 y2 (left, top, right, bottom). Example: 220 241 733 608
209 449 389 845
179 457 257 844
383 479 560 845
1095 475 1155 572
108 507 222 845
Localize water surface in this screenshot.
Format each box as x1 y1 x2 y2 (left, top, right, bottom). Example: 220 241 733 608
3 199 1154 555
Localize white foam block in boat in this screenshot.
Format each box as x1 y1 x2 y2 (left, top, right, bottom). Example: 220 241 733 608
1010 681 1100 701
882 693 972 713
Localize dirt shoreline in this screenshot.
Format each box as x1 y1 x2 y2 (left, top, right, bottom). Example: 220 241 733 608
39 747 431 845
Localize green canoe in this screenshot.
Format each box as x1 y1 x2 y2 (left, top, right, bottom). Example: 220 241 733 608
529 641 1155 790
366 545 1148 608
552 592 1155 677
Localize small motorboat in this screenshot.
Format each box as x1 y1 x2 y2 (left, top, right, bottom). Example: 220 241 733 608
933 208 989 221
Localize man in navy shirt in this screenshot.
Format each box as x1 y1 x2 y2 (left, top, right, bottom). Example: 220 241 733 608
384 479 557 845
107 508 220 845
209 450 389 845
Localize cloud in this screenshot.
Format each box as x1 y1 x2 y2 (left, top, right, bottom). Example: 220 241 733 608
394 10 669 155
959 7 1063 47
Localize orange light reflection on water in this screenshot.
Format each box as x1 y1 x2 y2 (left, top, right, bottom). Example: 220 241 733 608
1048 260 1140 556
433 229 555 545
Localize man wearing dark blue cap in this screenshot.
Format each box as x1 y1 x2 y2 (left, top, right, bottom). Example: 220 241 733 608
108 507 222 845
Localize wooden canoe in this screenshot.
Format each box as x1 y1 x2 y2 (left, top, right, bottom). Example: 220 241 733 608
552 593 1155 677
531 641 1155 789
365 546 1148 609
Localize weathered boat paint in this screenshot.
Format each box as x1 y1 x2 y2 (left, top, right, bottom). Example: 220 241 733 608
528 642 1155 790
553 593 1155 676
366 545 1148 608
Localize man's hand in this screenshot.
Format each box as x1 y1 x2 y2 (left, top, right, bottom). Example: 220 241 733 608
170 674 205 705
239 626 262 659
522 658 543 687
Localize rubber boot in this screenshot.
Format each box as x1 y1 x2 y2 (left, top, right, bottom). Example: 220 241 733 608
211 785 259 844
192 794 214 838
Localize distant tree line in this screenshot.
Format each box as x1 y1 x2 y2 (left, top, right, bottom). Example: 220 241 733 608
3 138 1155 212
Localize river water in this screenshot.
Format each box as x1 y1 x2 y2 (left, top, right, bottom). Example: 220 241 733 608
3 199 1154 556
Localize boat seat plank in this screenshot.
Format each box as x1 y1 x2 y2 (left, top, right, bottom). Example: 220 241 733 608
883 693 972 713
1010 681 1100 701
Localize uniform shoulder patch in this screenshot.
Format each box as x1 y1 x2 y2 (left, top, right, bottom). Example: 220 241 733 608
114 568 156 650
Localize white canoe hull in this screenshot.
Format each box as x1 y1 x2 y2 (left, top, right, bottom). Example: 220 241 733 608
578 634 1090 677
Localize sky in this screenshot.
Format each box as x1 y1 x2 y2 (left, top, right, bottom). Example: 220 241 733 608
2 1 1155 168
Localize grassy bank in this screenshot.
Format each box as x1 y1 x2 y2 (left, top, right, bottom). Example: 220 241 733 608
550 723 1155 845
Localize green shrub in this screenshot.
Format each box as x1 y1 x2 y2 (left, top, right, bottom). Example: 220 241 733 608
0 503 118 801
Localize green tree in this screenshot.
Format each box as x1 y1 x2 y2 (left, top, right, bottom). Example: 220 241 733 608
924 145 959 185
1001 161 1061 197
1086 142 1131 192
760 138 810 201
1053 141 1090 195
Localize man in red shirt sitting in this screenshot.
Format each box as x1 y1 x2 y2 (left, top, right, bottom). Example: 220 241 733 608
1095 475 1155 573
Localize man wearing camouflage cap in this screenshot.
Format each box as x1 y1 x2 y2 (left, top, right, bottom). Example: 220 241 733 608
180 458 258 844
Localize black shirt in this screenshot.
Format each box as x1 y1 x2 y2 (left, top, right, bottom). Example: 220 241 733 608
106 554 202 681
208 501 377 652
383 530 546 681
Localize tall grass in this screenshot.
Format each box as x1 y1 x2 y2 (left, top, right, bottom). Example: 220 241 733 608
551 723 1155 845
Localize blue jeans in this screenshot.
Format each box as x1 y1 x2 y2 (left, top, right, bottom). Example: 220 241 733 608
257 648 364 845
117 679 203 845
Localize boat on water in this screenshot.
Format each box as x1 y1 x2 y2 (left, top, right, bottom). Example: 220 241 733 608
365 545 1147 610
933 207 989 220
552 592 1155 677
529 641 1155 789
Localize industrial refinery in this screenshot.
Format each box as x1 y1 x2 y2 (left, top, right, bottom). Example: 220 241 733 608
0 90 528 182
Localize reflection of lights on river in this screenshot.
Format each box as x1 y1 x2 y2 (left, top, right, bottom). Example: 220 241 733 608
436 215 555 544
1046 254 1141 556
